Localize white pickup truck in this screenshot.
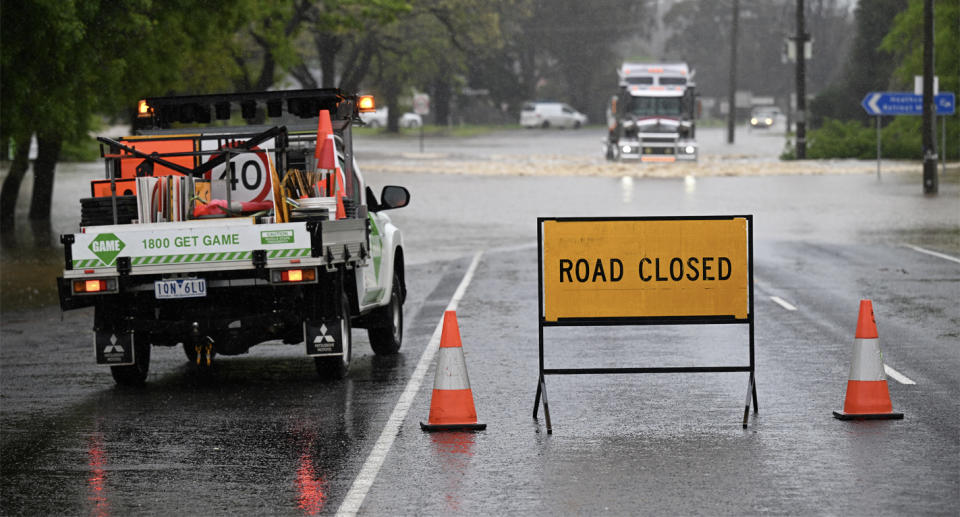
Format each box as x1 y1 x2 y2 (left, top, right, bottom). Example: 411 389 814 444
57 89 409 385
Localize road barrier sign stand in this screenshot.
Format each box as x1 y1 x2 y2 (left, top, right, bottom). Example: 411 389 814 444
532 216 758 433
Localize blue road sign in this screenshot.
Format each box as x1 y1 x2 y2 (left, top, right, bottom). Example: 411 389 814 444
861 92 956 116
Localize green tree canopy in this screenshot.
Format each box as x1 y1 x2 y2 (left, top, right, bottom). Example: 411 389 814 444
809 0 908 126
1 0 250 228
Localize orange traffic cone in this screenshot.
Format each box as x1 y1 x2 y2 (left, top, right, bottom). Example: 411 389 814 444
314 109 336 175
420 311 486 431
331 167 346 219
833 300 903 420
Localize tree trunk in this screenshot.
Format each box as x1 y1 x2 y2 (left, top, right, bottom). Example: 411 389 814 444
317 33 343 88
29 131 62 221
320 51 336 88
339 37 376 93
0 132 32 236
291 63 318 89
385 88 400 133
432 77 452 126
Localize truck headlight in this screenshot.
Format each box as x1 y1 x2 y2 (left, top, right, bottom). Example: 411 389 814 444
684 145 695 154
621 145 632 153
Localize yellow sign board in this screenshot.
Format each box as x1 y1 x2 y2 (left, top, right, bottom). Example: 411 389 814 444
541 218 749 321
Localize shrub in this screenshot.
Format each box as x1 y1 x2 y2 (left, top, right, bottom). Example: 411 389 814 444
806 119 875 159
802 116 957 161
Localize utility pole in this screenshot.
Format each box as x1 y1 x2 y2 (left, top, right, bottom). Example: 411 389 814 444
922 0 937 194
726 0 739 144
795 0 808 159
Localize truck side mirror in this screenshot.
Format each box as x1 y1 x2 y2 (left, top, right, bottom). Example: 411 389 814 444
379 186 410 211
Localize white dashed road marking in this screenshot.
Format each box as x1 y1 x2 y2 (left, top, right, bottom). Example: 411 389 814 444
905 244 960 264
770 296 797 311
336 251 484 517
884 364 916 385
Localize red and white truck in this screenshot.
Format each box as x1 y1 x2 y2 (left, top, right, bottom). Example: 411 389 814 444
605 62 699 162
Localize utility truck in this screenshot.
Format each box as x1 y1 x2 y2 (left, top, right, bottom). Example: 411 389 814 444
57 89 410 385
605 62 698 162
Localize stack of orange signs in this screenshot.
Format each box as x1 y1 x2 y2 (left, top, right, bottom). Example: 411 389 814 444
271 160 286 222
135 175 210 223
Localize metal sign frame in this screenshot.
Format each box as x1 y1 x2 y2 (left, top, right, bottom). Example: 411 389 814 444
533 215 758 433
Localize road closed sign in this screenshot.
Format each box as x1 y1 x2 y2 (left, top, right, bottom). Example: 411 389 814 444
540 216 750 322
534 215 758 432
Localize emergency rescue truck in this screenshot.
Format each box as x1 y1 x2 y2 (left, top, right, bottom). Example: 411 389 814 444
605 62 698 162
56 89 410 385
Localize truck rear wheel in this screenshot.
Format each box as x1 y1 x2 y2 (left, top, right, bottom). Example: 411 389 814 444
314 293 352 379
368 273 403 355
110 334 150 386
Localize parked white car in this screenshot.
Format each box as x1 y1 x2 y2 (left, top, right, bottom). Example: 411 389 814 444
520 102 587 129
360 108 422 128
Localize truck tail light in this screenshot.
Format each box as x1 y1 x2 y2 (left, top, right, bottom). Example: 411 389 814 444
73 278 118 294
272 268 317 284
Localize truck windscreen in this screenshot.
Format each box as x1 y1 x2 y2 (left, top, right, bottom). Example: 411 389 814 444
627 97 682 117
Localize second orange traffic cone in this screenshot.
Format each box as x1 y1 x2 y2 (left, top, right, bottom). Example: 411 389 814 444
833 300 903 420
420 311 486 431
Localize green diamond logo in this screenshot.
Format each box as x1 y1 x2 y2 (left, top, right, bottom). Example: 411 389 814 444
89 233 126 265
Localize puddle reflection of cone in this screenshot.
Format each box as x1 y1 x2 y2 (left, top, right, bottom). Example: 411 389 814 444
421 311 486 431
833 300 903 420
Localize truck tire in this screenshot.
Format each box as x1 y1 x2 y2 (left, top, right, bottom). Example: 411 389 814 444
367 273 403 355
110 334 150 386
314 293 352 379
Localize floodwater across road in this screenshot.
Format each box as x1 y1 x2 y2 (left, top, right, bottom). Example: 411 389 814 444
1 127 958 514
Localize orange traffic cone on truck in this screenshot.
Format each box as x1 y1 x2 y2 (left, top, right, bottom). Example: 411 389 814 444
421 311 486 431
833 300 903 420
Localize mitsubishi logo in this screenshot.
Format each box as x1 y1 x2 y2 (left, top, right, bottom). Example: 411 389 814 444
104 334 125 354
313 324 336 345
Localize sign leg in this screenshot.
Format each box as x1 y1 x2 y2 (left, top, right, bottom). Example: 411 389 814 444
536 375 553 434
533 378 542 419
742 374 755 428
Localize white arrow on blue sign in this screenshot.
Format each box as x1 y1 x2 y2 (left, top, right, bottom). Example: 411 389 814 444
861 92 956 116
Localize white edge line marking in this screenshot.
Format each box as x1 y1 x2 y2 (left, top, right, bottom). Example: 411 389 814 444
336 251 484 517
905 244 960 264
769 296 797 311
884 364 916 385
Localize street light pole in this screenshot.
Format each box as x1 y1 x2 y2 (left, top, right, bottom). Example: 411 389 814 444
922 0 937 194
795 0 807 159
727 0 739 144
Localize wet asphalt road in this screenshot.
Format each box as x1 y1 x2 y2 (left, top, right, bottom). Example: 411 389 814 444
2 127 959 515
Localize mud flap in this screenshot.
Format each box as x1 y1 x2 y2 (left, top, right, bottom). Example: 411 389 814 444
304 319 343 357
95 331 135 366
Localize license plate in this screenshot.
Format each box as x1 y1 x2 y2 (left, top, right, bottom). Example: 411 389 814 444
154 278 207 299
